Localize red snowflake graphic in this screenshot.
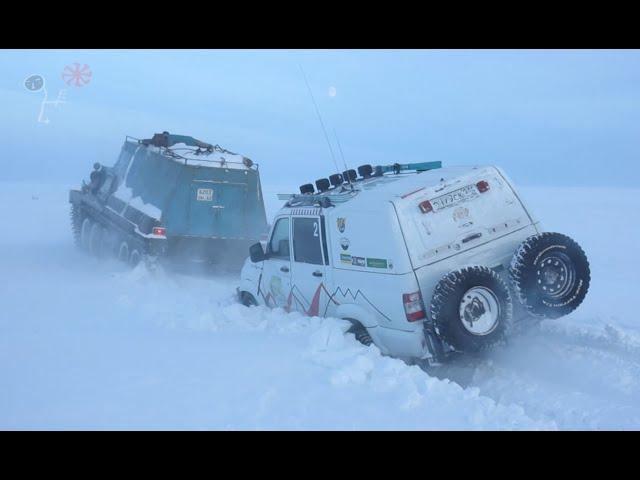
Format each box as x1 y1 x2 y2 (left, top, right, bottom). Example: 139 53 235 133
62 63 92 87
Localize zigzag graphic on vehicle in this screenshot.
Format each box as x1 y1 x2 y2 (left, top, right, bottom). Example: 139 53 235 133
258 281 336 316
258 280 391 322
323 286 392 322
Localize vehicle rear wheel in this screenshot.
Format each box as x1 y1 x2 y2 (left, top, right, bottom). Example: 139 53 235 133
430 266 513 353
80 217 93 252
510 232 590 319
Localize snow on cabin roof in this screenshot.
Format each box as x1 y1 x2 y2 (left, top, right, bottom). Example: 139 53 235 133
130 139 254 170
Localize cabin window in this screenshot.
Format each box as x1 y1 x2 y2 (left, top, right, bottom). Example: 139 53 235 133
292 217 323 265
268 217 290 260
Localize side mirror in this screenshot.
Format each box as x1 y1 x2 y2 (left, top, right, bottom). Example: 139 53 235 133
249 242 266 263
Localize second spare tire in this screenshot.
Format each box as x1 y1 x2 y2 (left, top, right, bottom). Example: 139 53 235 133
510 232 590 319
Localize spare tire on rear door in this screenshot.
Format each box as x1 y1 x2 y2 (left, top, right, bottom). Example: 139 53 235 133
510 232 590 319
430 266 513 353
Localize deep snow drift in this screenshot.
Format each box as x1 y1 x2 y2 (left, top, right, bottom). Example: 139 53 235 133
0 181 639 430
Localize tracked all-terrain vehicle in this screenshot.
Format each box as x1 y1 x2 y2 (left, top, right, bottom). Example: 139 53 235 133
70 132 268 270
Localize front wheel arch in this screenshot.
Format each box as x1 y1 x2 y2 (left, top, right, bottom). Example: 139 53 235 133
334 304 377 329
239 291 258 307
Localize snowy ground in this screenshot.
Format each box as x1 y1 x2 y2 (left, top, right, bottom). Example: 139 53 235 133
1 181 639 430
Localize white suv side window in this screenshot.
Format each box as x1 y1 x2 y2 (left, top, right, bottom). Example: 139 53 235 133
268 217 290 259
292 217 323 265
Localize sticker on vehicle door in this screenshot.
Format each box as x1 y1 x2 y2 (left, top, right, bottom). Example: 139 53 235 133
340 254 352 264
366 257 388 269
351 256 366 267
269 275 286 304
196 188 214 201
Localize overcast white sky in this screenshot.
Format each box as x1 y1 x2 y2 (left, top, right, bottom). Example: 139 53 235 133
1 49 639 188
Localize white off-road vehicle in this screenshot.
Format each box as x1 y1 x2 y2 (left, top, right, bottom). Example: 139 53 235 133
238 162 590 363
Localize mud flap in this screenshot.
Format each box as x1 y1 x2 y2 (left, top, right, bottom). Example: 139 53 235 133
424 321 447 365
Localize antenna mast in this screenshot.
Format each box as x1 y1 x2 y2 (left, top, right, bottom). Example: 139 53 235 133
299 65 341 177
333 128 354 189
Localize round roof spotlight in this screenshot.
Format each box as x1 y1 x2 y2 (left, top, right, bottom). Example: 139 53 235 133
242 157 254 168
357 164 373 179
315 178 330 193
329 173 343 188
342 169 357 183
299 183 315 195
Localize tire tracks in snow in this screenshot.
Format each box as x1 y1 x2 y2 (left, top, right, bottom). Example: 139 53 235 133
427 318 640 429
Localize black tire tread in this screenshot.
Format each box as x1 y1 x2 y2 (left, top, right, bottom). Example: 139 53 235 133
510 232 590 318
430 266 513 352
70 204 83 248
346 321 373 346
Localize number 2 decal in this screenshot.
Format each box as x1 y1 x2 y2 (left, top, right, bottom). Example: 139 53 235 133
313 222 319 237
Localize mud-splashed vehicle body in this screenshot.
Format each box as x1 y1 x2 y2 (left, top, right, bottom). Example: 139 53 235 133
69 132 268 270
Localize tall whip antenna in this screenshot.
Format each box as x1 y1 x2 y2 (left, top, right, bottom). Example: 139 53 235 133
333 128 353 189
299 65 341 176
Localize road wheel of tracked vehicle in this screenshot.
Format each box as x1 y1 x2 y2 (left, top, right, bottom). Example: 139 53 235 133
129 249 142 268
510 232 590 319
89 222 105 257
239 291 258 307
117 241 130 264
430 266 513 353
80 217 93 252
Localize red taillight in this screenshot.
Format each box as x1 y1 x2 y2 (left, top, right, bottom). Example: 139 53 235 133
418 200 433 214
152 227 166 237
476 180 490 193
403 291 426 322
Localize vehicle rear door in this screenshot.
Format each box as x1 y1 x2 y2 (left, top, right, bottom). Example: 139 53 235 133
189 179 248 238
394 166 533 270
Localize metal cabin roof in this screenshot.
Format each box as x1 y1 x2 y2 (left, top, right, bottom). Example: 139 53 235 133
126 138 256 171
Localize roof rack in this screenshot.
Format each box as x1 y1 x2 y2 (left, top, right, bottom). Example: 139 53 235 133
278 161 442 208
279 187 358 208
140 132 213 151
126 133 256 168
374 161 442 175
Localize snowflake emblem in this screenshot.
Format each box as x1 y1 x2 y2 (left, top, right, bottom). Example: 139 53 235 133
62 63 92 87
